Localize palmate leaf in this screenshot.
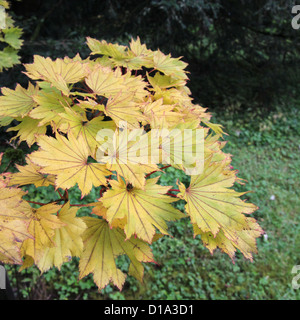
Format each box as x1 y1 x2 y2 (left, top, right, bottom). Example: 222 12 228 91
20 203 65 265
1 27 23 49
0 188 32 264
153 50 189 81
85 65 124 98
24 55 89 95
8 157 55 188
29 132 110 197
101 177 184 243
7 116 47 147
0 47 21 71
79 217 155 290
29 89 72 128
178 157 258 243
37 202 86 272
58 106 116 157
97 128 158 189
194 217 264 262
104 92 145 129
0 82 38 118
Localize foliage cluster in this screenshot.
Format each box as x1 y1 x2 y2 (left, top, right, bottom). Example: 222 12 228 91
0 38 263 291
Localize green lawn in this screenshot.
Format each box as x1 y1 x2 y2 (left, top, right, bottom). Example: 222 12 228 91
5 105 300 300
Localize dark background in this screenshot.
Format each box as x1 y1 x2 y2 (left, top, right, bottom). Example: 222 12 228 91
2 0 299 114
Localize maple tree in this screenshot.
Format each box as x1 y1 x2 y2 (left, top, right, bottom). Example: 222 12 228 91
0 37 263 291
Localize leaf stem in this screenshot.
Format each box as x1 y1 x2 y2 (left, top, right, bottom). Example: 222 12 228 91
145 165 171 178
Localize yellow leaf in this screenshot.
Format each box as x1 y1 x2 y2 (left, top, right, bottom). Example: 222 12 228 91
129 37 154 69
0 82 38 118
86 38 127 59
101 177 184 243
0 188 32 264
141 97 184 129
29 89 72 128
58 106 116 157
153 50 189 81
21 203 65 264
97 128 158 189
29 132 110 197
7 116 47 147
8 157 55 188
24 55 88 95
85 66 124 97
79 217 154 290
37 202 86 271
147 72 186 89
194 217 264 262
104 92 145 129
178 157 258 243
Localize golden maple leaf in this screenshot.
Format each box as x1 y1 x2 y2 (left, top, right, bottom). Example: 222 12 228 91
177 157 258 243
37 202 87 271
101 177 184 243
79 217 155 290
0 188 32 264
29 132 110 197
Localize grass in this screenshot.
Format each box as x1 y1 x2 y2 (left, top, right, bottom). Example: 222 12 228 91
4 104 300 300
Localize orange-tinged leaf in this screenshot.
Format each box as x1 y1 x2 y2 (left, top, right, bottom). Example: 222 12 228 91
0 188 32 264
79 217 154 290
0 82 38 118
29 132 110 197
101 177 184 243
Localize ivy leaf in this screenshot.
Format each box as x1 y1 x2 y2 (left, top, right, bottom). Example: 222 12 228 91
101 177 184 243
79 217 155 290
0 82 38 118
29 132 110 197
0 188 32 264
178 157 258 243
194 217 264 262
37 202 87 271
